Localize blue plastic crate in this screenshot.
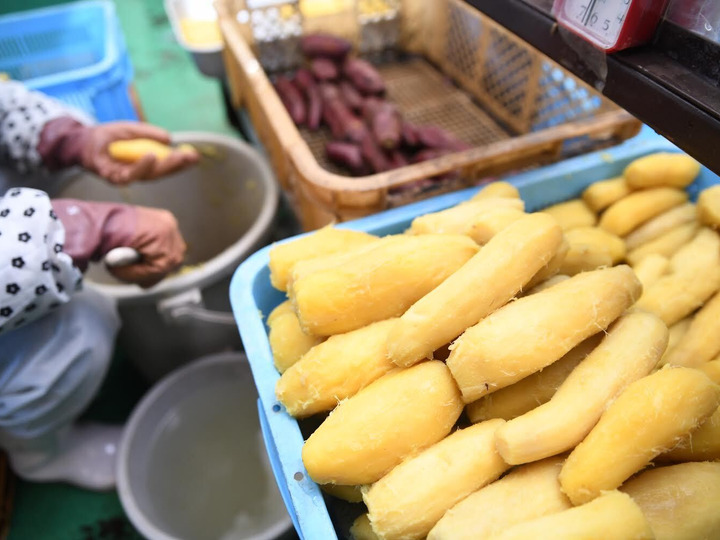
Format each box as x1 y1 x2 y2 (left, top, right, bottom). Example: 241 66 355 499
229 134 720 540
0 1 138 122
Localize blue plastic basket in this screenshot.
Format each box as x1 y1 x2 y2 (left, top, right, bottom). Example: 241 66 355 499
0 1 138 122
229 134 720 539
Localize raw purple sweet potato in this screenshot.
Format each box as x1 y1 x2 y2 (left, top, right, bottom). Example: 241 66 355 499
318 83 341 102
274 76 307 125
370 102 402 150
310 58 339 81
300 33 353 60
401 122 419 148
343 58 386 95
339 80 364 112
360 133 390 173
326 141 365 173
387 149 409 169
415 125 470 151
320 85 367 143
295 69 323 130
326 102 367 143
362 97 385 123
412 148 453 163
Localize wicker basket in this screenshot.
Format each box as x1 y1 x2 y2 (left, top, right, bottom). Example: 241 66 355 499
217 0 641 231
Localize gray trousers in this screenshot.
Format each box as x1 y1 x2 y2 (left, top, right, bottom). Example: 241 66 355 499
0 287 120 441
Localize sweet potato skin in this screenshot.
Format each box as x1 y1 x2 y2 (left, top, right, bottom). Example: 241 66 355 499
274 76 307 125
310 57 339 81
343 58 386 95
300 33 352 60
295 68 322 130
326 141 365 174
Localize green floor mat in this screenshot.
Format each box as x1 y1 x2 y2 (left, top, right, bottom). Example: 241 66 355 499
11 484 142 540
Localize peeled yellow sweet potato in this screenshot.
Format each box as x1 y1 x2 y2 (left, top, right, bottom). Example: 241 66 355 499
470 181 520 200
659 316 692 367
664 292 720 368
495 312 667 465
660 405 720 462
301 361 463 485
447 265 641 403
275 318 398 417
488 490 653 540
428 456 571 540
631 253 669 289
581 177 630 213
290 234 478 336
559 226 626 277
697 185 720 229
287 239 381 290
559 366 720 505
108 138 194 162
625 222 698 266
267 301 323 373
465 334 601 423
637 270 720 327
467 207 526 245
565 226 626 264
635 228 720 326
621 462 720 540
350 514 380 540
523 236 570 290
699 359 720 384
624 202 697 251
669 226 720 273
406 198 524 236
564 251 615 278
268 226 378 291
521 274 570 296
321 483 364 503
388 213 563 368
364 419 509 540
541 199 596 231
599 187 688 237
624 152 701 189
558 240 613 276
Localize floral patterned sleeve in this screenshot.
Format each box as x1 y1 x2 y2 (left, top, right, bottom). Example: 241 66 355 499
0 81 89 174
0 187 82 334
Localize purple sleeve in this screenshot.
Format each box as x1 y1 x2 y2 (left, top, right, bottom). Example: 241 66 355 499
0 81 91 174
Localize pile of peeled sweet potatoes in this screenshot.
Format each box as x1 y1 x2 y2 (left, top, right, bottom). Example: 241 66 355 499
263 152 720 540
272 33 471 177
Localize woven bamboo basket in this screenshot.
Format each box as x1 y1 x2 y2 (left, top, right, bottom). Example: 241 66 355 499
217 0 641 231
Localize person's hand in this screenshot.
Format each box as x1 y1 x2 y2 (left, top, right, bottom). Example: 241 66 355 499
38 117 199 184
52 199 187 288
80 122 200 185
107 206 187 288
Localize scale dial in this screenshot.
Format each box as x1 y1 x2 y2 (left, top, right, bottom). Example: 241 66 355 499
553 0 671 52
